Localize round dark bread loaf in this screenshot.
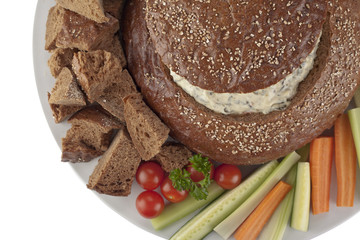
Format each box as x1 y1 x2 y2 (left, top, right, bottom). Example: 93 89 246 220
122 0 360 164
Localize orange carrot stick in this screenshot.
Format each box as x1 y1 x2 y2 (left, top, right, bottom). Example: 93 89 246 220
309 137 334 215
233 181 292 240
334 113 357 207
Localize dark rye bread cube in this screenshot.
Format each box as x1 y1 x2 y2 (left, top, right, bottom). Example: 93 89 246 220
62 127 104 162
47 36 125 79
124 93 170 160
45 5 119 51
95 69 135 121
87 126 141 196
72 50 136 121
98 35 127 68
48 93 83 123
62 105 123 162
56 0 109 23
47 67 86 123
48 67 86 106
152 143 192 172
48 48 76 78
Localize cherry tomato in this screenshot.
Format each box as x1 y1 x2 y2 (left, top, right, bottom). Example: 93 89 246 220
136 191 164 218
186 161 214 182
160 177 189 203
136 162 164 190
214 164 242 189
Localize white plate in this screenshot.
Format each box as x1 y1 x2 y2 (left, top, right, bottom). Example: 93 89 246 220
33 0 360 239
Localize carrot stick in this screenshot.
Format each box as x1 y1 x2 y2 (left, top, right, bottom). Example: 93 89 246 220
309 137 334 215
233 181 292 240
334 113 357 207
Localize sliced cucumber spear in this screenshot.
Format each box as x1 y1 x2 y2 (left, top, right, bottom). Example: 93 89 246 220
151 182 225 230
169 160 279 240
291 162 311 232
214 151 300 239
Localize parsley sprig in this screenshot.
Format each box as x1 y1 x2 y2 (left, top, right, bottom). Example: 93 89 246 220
169 154 212 200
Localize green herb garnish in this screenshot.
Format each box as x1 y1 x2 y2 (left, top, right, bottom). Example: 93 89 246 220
169 154 212 200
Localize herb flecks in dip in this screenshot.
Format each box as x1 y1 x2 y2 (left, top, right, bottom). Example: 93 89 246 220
171 34 321 115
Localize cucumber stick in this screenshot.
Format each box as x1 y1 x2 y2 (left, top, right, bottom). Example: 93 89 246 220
291 162 311 232
214 151 300 239
169 160 279 240
151 182 225 230
284 165 298 186
258 166 297 240
349 108 360 164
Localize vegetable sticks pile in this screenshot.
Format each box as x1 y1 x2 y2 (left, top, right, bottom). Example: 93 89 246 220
226 109 360 240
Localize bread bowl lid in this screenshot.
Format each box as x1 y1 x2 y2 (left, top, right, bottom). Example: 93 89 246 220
145 0 327 93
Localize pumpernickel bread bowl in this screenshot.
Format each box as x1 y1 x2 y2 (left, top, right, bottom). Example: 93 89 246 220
122 0 360 165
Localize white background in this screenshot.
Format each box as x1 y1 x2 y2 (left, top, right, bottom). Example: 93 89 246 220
0 1 359 239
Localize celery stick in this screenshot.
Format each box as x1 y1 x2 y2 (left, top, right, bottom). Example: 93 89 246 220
291 162 311 232
349 108 360 164
285 165 298 186
151 182 225 230
258 166 297 240
353 87 360 108
214 151 300 240
296 144 310 162
169 160 279 240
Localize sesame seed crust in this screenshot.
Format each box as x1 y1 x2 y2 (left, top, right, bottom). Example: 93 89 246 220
144 0 326 93
122 0 360 164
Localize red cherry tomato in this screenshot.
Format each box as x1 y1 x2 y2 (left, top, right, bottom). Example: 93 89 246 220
214 164 242 189
186 161 214 182
136 162 165 190
160 177 189 203
136 191 164 219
